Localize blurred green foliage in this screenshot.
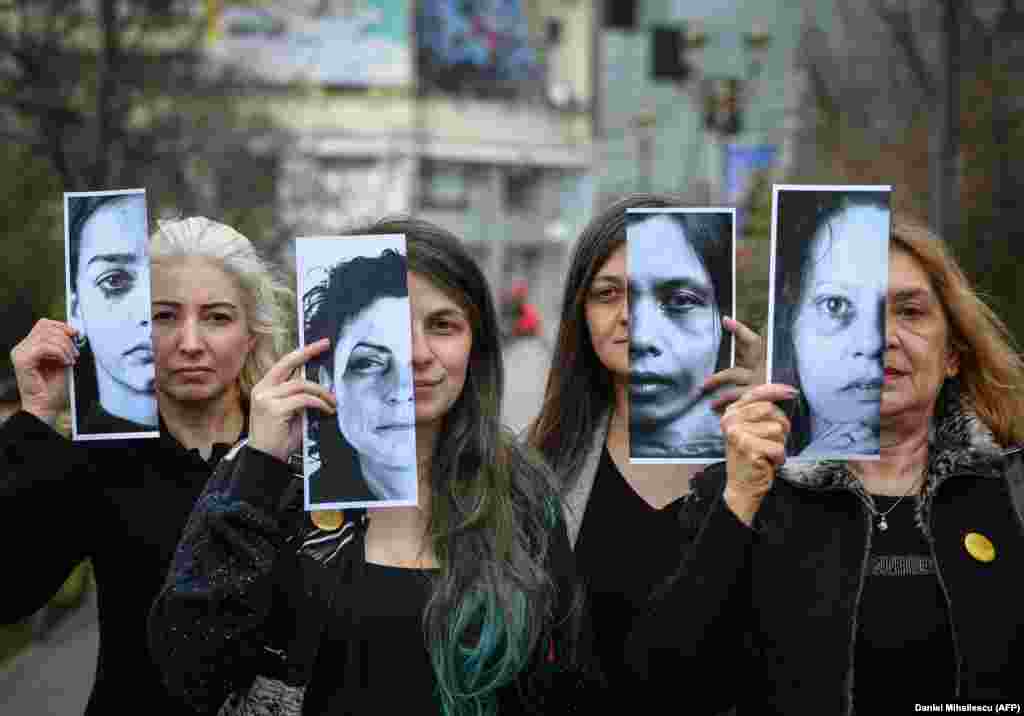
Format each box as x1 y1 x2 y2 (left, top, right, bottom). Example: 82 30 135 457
793 50 1024 350
736 170 773 335
0 144 65 375
0 2 288 369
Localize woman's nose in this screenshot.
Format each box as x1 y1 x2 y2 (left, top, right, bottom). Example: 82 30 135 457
410 323 434 367
131 269 153 326
130 293 152 327
853 301 885 360
387 361 414 404
178 317 204 354
629 295 662 357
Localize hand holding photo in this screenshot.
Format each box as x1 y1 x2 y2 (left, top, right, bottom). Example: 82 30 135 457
297 235 418 510
627 208 736 463
64 189 158 440
768 185 892 460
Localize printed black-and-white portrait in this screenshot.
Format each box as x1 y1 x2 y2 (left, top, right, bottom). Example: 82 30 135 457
627 208 735 463
769 185 892 460
297 235 418 510
64 189 158 441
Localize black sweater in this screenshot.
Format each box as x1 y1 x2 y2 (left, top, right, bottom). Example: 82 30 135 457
148 443 606 714
0 410 241 715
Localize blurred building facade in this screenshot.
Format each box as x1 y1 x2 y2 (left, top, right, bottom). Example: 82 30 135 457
594 0 808 222
203 1 595 344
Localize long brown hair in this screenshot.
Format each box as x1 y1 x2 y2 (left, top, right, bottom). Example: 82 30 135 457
527 193 691 489
351 217 562 716
891 218 1024 446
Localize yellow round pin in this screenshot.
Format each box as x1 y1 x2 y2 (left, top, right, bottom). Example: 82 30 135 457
964 532 995 563
310 509 345 531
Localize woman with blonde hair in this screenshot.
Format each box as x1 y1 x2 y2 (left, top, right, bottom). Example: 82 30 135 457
630 215 1024 713
1 216 290 714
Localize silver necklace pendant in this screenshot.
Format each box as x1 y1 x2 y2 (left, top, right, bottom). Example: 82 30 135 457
878 516 889 532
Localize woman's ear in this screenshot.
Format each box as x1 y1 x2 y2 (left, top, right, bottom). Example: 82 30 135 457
946 347 960 378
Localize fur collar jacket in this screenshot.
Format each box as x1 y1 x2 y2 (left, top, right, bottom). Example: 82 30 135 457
628 384 1024 715
775 380 1024 535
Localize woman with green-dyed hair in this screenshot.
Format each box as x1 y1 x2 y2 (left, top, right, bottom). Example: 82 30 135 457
148 217 600 715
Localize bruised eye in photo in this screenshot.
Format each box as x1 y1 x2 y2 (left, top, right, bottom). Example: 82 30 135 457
658 286 708 315
96 269 137 299
347 347 391 375
67 191 157 436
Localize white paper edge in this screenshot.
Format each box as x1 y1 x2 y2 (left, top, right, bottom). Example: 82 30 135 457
626 207 735 465
64 188 156 441
295 234 419 511
766 184 892 462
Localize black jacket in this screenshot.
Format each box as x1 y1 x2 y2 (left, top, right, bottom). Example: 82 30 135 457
628 389 1024 715
0 410 241 715
148 441 604 714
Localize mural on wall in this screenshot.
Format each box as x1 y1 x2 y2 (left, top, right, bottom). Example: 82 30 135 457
206 0 411 86
416 0 540 92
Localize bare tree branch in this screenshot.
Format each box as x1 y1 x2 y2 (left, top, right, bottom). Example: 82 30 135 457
866 0 938 101
0 95 85 124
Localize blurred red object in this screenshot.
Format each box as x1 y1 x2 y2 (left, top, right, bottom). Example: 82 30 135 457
514 302 541 337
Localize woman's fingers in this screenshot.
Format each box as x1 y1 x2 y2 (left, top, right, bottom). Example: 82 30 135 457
720 382 795 523
36 338 77 366
700 366 753 396
274 393 336 419
739 417 790 441
734 433 787 467
13 326 76 370
725 382 798 412
264 339 331 385
257 378 336 406
723 406 790 451
249 366 337 461
724 317 765 372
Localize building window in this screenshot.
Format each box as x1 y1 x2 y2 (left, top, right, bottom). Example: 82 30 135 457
420 160 469 210
504 167 542 213
605 0 638 30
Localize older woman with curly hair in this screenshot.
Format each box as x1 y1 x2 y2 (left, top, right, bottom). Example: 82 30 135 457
630 216 1024 714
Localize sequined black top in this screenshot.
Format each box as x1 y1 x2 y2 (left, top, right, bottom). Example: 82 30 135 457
149 443 606 715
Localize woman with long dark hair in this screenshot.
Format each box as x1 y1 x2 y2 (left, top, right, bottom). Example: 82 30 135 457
527 194 763 687
149 217 598 715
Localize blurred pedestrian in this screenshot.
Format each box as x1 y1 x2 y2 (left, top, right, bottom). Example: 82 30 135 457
1 217 290 714
527 194 764 690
